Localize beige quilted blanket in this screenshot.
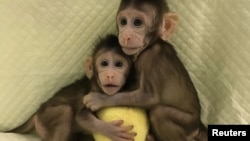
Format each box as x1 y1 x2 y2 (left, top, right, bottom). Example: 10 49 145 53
0 0 249 140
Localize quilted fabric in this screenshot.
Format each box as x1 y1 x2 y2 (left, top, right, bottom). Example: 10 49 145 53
0 133 40 141
168 0 250 124
0 0 249 140
0 0 119 131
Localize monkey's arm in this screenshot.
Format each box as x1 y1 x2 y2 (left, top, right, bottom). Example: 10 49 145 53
83 89 158 111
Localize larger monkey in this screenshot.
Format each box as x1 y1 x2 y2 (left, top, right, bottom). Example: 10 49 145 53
84 0 208 141
9 34 137 141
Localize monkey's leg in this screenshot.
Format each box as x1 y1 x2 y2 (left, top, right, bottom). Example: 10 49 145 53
35 104 73 141
149 106 193 141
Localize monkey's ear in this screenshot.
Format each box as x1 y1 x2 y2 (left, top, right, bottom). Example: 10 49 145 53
160 13 179 41
85 56 93 79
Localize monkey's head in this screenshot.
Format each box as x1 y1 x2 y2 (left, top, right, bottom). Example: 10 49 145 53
116 0 178 56
85 35 133 95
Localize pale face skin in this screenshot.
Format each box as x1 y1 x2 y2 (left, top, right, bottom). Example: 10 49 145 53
117 6 154 56
117 4 178 57
95 51 130 95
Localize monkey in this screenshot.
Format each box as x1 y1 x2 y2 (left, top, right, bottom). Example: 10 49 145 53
9 34 137 141
83 0 208 141
86 34 149 141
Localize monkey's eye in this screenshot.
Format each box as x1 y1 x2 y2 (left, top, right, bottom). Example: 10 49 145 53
120 18 127 26
134 18 143 27
115 61 123 68
100 60 109 67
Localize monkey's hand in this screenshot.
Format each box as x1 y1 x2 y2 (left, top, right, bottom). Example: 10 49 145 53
102 120 136 141
83 92 109 111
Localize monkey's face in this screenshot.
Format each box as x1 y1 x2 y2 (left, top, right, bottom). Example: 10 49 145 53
117 6 154 55
95 51 130 95
117 3 178 56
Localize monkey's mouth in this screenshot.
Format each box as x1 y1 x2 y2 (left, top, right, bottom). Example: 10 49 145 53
105 84 119 88
122 47 140 55
122 46 140 50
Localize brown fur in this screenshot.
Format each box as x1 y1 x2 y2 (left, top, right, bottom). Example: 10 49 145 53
10 34 136 141
84 0 208 141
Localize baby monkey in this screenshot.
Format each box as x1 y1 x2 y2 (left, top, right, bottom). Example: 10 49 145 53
9 34 137 141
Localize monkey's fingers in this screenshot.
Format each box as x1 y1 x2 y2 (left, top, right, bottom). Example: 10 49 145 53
117 132 136 141
110 120 124 126
83 93 107 111
86 104 100 111
110 120 134 131
83 94 97 111
82 94 92 105
120 130 137 138
110 120 137 138
105 120 136 141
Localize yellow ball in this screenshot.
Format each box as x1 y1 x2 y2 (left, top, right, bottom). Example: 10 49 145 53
93 106 149 141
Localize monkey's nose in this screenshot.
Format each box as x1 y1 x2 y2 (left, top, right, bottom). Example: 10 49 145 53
124 37 131 45
107 75 114 78
107 75 114 82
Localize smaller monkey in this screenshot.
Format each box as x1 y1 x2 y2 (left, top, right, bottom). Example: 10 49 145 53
9 34 137 141
86 35 149 141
